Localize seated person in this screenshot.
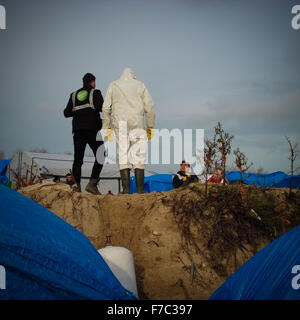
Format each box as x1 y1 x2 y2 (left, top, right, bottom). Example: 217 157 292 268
173 160 199 189
53 176 61 183
207 168 228 184
65 173 73 187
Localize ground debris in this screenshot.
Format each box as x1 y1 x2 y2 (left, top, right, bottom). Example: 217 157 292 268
19 182 300 299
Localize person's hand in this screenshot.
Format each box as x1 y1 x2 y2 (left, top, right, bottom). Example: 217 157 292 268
187 174 191 178
147 127 154 140
105 128 113 142
182 176 187 181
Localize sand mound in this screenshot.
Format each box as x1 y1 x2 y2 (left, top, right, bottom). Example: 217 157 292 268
19 182 300 299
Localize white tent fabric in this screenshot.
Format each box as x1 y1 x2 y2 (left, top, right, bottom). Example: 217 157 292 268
9 151 121 194
8 151 154 194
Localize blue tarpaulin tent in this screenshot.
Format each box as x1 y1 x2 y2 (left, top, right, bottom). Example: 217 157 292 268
274 176 300 189
210 225 300 300
0 159 11 186
129 171 299 194
0 185 137 300
6 168 296 192
130 174 174 193
225 171 291 187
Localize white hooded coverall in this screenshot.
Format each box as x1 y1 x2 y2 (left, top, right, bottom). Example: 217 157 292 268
102 68 155 170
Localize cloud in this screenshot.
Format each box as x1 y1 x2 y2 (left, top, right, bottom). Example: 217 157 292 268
155 89 300 172
159 89 300 137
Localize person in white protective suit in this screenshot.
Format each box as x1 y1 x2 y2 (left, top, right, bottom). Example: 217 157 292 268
102 68 155 193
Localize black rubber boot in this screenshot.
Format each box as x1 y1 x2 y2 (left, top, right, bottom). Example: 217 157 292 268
135 169 145 194
120 169 130 194
85 178 101 195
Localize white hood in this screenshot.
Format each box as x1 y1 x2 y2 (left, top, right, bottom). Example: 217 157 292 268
120 68 136 81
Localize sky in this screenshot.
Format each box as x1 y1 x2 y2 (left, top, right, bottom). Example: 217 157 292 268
0 0 299 174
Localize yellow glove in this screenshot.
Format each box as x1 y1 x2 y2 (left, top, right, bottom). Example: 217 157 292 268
147 127 154 140
187 174 191 178
105 128 113 142
182 176 187 181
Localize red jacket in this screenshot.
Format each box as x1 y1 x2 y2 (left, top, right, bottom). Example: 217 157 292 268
207 175 223 183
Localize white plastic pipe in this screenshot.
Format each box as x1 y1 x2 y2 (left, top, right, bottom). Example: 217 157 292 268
98 246 138 298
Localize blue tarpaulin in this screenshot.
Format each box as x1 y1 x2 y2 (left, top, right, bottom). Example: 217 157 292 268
225 171 291 187
274 176 300 189
0 159 11 186
129 171 299 194
130 174 174 193
210 225 300 300
0 185 137 300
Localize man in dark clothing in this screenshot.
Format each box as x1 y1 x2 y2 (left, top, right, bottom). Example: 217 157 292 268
53 176 61 183
65 173 73 187
173 160 199 189
64 73 104 194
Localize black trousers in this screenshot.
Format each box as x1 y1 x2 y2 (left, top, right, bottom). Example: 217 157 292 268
72 130 104 184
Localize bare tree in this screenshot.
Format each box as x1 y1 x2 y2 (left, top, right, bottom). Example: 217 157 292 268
214 122 234 185
249 167 268 174
0 150 5 159
226 164 238 172
204 137 217 196
285 136 299 195
233 147 253 184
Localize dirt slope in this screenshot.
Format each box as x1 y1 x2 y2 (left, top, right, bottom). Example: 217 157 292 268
19 182 300 299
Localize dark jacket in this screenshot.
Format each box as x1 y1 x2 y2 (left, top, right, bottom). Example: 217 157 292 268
173 171 198 189
64 85 104 132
